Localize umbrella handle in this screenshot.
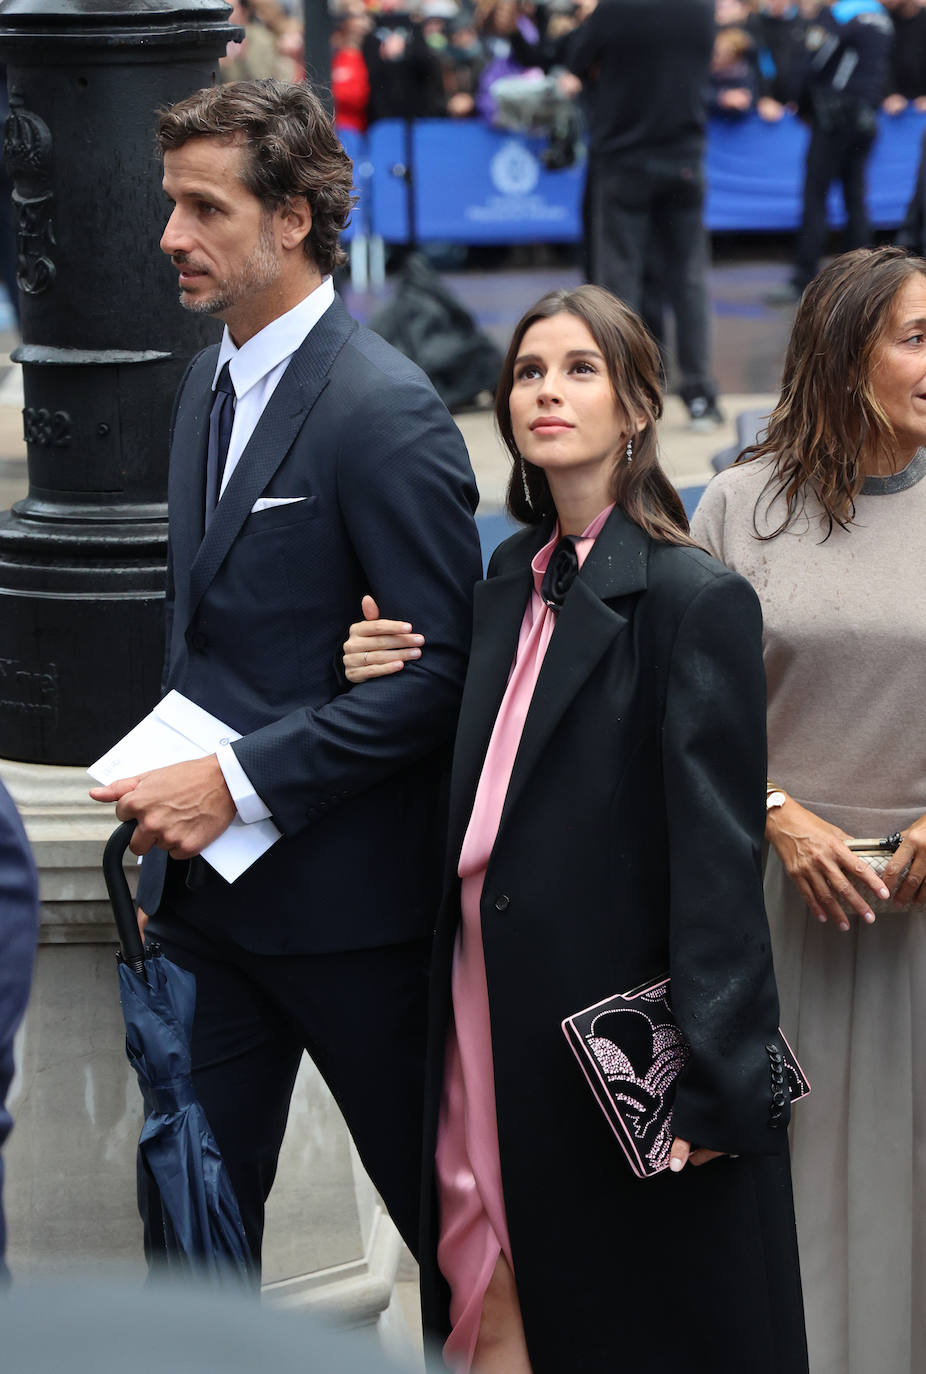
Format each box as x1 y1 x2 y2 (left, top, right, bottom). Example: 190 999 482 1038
103 820 146 974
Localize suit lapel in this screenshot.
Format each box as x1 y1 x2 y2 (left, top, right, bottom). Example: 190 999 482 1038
169 348 217 592
184 297 357 634
496 505 651 838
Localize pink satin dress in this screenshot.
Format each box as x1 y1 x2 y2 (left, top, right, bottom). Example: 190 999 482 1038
435 505 614 1371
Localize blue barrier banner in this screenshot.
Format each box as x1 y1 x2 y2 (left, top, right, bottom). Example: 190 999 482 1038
366 119 583 242
367 121 410 242
338 127 365 242
413 120 584 242
361 111 926 243
705 108 926 231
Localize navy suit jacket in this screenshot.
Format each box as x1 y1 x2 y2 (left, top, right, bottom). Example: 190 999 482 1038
141 294 481 954
0 781 38 1273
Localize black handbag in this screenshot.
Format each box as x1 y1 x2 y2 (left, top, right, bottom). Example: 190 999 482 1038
563 974 810 1179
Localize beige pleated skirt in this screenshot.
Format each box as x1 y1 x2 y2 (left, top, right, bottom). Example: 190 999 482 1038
765 827 926 1374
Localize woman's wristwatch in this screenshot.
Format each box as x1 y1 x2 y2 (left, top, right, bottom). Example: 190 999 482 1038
766 780 787 812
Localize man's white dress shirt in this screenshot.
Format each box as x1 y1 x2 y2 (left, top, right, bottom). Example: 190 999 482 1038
211 275 335 823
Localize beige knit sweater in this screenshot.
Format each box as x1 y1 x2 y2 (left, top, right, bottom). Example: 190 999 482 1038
690 451 926 837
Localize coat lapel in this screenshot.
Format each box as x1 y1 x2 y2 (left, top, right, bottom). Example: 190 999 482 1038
184 296 357 634
497 505 650 837
444 527 549 871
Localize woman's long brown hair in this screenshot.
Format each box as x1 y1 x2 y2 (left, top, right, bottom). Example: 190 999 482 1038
498 285 694 545
739 246 926 538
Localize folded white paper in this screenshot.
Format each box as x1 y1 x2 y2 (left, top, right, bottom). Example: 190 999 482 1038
88 690 281 883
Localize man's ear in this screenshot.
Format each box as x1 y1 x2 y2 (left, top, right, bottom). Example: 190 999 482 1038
280 195 312 250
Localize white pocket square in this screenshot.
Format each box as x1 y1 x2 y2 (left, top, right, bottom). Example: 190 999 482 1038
250 496 307 513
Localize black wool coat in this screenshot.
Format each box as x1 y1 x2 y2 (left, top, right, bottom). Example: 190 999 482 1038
419 505 808 1374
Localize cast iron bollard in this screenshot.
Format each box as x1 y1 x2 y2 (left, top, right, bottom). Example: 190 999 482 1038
0 0 240 764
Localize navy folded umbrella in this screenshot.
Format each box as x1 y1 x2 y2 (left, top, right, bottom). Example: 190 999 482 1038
103 821 251 1282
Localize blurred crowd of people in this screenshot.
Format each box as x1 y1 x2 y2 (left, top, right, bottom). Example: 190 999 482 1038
218 0 926 138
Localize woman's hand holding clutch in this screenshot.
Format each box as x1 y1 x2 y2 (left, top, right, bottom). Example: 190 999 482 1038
882 812 926 908
342 595 424 682
766 796 890 930
668 1138 726 1173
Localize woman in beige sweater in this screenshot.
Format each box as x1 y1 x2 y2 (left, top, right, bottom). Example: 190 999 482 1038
692 245 926 1374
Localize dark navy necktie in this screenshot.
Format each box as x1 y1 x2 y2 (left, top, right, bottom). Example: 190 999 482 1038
205 361 236 528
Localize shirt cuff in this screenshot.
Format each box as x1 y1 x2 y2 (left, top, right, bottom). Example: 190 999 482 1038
215 741 272 824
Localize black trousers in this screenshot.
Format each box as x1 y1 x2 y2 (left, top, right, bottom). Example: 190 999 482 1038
793 123 876 289
587 154 716 402
141 902 431 1277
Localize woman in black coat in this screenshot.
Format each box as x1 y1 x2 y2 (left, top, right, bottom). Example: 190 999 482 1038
343 285 807 1374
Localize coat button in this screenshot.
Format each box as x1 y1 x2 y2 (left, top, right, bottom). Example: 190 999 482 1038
192 631 208 651
494 894 510 911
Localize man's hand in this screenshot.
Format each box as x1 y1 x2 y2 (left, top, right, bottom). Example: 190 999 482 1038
90 755 236 860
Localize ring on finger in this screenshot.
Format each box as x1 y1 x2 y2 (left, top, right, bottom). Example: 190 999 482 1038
363 652 368 666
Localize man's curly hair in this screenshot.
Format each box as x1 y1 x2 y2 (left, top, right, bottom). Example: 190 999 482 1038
157 79 355 275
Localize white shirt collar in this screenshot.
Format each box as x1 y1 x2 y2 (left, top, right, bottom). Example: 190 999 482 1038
212 275 335 397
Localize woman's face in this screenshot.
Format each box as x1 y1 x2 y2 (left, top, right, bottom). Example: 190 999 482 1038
870 274 926 463
509 313 631 501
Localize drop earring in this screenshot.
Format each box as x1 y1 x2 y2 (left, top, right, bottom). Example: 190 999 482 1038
519 455 533 508
625 437 634 465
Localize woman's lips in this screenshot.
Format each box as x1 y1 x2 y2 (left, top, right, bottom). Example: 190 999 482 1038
530 418 574 431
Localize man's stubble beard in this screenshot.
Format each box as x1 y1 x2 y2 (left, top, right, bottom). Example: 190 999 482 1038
178 216 282 317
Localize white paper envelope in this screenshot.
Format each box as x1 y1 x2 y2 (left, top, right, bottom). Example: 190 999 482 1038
88 691 281 884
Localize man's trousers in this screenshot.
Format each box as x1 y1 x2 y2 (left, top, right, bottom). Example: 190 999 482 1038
142 900 431 1276
587 153 717 403
793 123 876 290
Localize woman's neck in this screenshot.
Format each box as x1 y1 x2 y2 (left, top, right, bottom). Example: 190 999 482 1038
548 474 612 537
861 443 920 479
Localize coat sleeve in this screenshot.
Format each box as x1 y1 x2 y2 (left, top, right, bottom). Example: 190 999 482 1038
230 372 482 835
661 568 788 1156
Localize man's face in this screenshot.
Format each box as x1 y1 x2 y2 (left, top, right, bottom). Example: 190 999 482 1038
160 136 284 327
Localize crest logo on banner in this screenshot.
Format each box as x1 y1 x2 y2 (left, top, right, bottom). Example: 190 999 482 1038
490 140 540 197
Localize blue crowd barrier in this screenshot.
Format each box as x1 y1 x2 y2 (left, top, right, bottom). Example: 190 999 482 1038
338 127 364 243
705 106 926 231
367 119 584 241
342 109 926 245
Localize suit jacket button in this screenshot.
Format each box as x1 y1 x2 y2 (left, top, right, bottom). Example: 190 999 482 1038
494 894 510 911
192 631 208 651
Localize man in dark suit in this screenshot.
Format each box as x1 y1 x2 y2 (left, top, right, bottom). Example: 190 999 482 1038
0 780 38 1283
90 79 482 1272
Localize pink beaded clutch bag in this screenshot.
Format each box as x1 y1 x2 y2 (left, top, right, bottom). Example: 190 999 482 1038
562 975 810 1179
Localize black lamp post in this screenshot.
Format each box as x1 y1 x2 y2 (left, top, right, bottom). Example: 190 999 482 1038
0 0 240 765
302 0 332 114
